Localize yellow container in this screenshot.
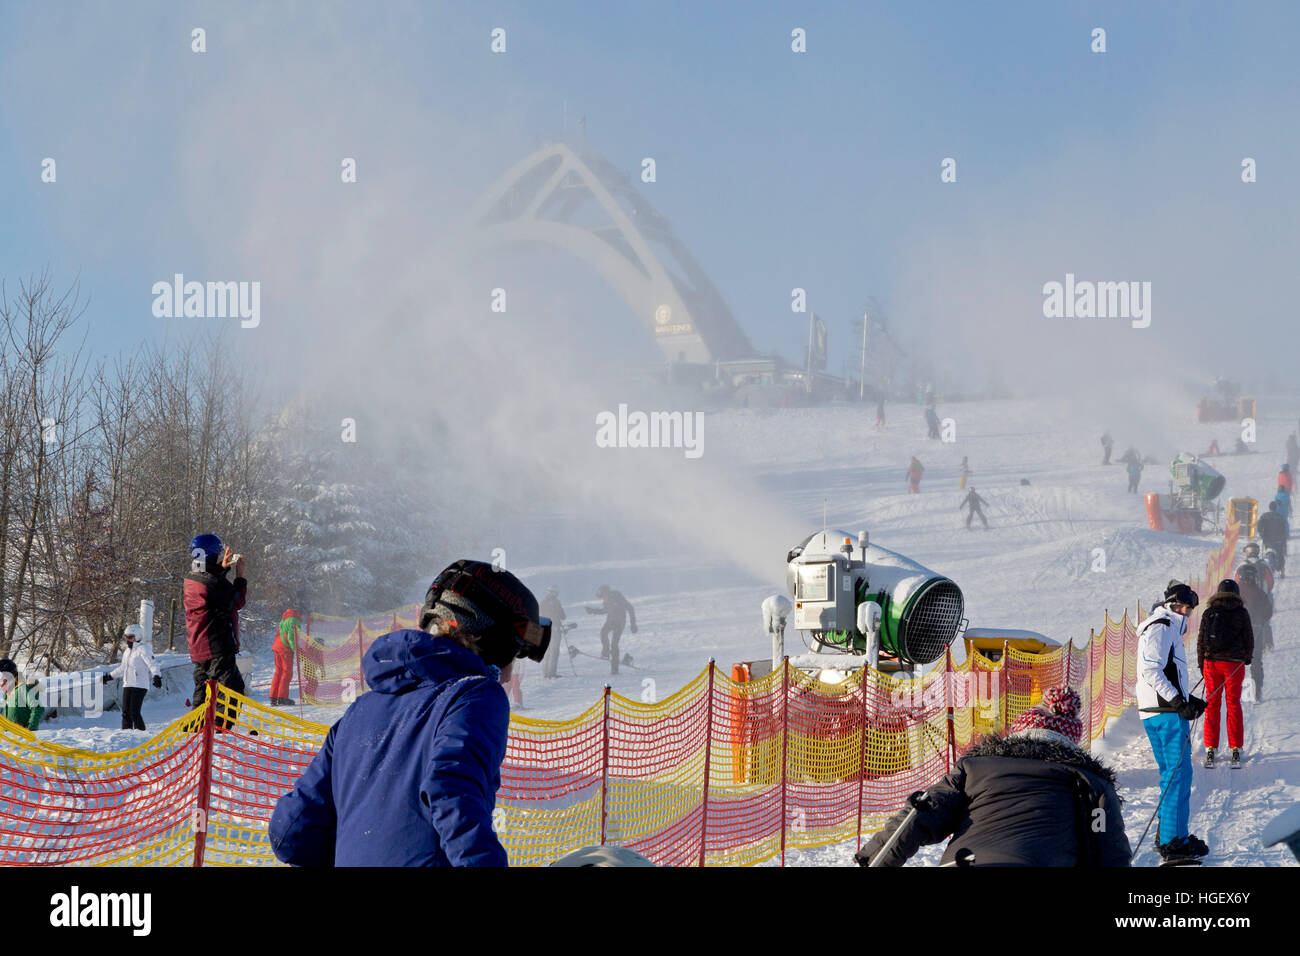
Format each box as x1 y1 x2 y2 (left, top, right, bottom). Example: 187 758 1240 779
1228 497 1258 539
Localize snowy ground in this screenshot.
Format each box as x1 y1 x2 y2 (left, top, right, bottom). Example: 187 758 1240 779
34 392 1300 865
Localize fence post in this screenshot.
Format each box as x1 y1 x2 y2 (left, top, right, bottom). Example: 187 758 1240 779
600 684 611 846
698 660 715 867
1066 637 1073 688
999 639 1009 734
855 664 869 853
944 645 955 771
191 681 219 867
1101 619 1109 740
780 656 790 868
167 597 177 652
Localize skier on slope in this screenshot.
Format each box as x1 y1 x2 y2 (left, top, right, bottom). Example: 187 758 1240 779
1135 581 1208 862
1257 501 1288 580
270 610 299 706
1286 433 1299 472
960 487 989 529
855 686 1131 866
906 456 924 494
1273 485 1292 521
1278 463 1295 495
959 456 970 489
1126 456 1144 494
925 405 941 440
101 624 162 730
587 585 637 675
1234 564 1272 702
539 586 567 679
269 559 550 866
1196 579 1252 768
1100 431 1114 465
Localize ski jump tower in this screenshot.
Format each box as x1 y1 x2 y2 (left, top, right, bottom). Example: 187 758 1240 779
461 139 756 368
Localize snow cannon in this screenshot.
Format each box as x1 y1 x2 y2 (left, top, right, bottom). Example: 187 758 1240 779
785 529 964 667
1172 454 1225 501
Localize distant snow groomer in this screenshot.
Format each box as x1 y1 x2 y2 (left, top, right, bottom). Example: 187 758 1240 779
960 488 989 530
1135 582 1207 863
102 624 162 730
587 585 636 675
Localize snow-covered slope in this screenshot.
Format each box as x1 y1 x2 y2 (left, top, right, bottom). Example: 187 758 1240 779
36 393 1300 865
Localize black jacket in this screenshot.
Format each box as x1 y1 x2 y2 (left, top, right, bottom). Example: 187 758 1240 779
1257 510 1288 546
1238 577 1272 627
855 735 1131 867
1197 591 1254 667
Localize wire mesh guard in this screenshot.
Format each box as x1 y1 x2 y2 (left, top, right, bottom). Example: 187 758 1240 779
900 580 965 664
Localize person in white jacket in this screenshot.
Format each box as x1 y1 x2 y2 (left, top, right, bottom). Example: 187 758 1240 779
103 624 162 731
1135 581 1207 861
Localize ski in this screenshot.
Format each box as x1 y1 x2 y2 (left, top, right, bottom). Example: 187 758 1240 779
1159 856 1203 867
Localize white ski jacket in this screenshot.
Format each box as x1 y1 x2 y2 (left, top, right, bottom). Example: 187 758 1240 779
1135 608 1190 719
109 643 162 690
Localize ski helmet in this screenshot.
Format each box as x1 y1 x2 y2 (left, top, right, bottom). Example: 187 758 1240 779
1163 580 1198 609
419 560 550 667
190 534 223 556
596 584 610 597
1217 578 1239 595
1243 542 1261 558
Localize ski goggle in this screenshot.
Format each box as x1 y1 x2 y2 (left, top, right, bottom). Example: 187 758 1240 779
425 565 552 662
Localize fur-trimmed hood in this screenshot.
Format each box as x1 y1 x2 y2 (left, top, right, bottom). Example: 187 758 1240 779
1207 591 1244 611
963 734 1119 787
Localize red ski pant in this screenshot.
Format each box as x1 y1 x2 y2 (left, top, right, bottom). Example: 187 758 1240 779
271 644 295 700
908 480 920 494
1202 659 1245 749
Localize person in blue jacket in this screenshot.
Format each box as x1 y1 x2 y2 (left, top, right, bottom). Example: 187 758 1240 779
269 559 550 866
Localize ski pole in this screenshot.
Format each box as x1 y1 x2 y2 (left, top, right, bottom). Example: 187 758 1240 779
868 790 931 867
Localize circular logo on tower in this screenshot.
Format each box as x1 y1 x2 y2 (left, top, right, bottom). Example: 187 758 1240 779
654 304 671 326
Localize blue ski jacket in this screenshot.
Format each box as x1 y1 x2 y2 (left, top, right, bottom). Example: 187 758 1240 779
269 629 511 866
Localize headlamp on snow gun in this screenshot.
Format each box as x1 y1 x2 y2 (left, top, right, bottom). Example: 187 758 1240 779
420 560 551 662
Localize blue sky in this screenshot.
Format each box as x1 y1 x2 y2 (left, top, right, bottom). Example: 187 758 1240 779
2 1 1297 389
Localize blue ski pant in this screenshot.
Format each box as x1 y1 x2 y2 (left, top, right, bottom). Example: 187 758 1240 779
1143 712 1192 842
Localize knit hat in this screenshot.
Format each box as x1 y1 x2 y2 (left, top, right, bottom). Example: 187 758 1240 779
1218 578 1239 595
1009 686 1083 746
0 659 16 678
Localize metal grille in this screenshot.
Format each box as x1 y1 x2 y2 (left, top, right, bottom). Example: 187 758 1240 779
900 580 964 664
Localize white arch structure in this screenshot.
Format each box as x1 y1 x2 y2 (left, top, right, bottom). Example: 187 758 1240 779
461 142 755 365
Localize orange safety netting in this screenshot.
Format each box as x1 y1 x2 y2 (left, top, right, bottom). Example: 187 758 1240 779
0 525 1242 866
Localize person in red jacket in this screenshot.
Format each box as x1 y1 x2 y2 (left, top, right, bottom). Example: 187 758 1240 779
271 610 299 706
1279 463 1294 494
906 456 924 494
184 533 247 729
